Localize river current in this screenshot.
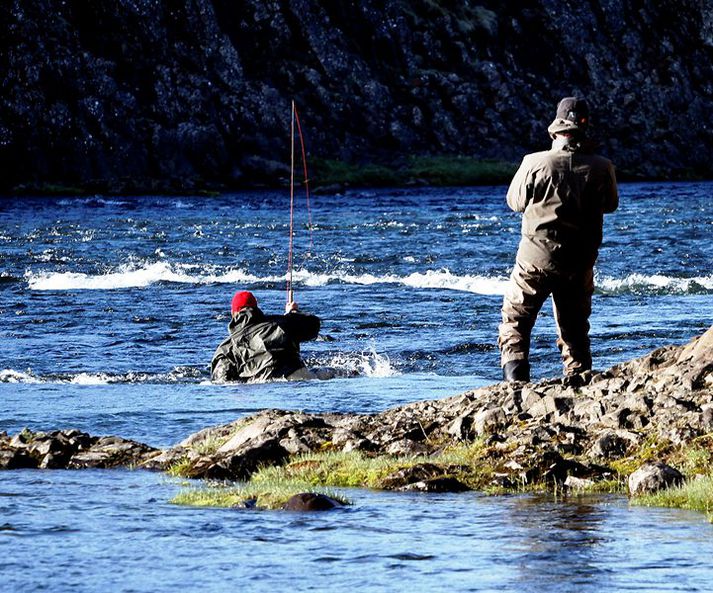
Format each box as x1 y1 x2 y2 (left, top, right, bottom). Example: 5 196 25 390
1 182 712 591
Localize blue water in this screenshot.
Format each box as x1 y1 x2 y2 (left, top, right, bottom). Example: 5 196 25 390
1 182 712 591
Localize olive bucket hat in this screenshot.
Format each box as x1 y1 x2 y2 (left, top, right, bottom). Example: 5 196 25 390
548 96 590 138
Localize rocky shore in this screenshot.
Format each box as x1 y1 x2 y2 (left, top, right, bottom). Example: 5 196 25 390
3 325 711 505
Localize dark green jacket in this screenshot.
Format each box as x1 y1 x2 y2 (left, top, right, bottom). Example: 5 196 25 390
211 307 320 383
507 137 618 271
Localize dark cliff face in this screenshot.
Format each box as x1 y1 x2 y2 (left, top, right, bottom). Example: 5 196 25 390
2 0 713 192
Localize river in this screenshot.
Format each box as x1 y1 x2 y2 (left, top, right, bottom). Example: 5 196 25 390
1 182 712 591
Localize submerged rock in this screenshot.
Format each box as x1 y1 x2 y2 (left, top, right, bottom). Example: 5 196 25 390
282 493 343 511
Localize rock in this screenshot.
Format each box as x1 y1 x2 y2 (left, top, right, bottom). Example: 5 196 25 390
0 449 38 470
590 430 641 459
202 438 290 481
628 462 684 496
68 436 156 469
385 439 429 457
3 2 713 193
398 477 470 493
216 413 288 454
473 407 507 436
446 412 476 441
564 476 596 489
381 463 467 490
282 493 343 511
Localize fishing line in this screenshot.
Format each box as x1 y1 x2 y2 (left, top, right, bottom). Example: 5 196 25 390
293 104 313 253
286 100 314 305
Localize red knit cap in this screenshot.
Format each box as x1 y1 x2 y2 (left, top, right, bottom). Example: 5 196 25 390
231 290 257 314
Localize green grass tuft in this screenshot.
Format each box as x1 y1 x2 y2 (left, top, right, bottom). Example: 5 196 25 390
171 478 350 510
166 457 195 478
632 476 713 521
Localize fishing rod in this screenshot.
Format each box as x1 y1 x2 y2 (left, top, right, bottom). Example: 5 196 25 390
287 100 296 305
286 100 313 307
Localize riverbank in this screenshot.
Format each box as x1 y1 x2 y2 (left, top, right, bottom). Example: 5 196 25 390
6 156 711 196
4 156 519 196
2 325 711 513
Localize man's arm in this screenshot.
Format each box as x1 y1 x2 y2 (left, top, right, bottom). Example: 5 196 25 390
279 311 321 343
506 156 534 212
603 163 619 213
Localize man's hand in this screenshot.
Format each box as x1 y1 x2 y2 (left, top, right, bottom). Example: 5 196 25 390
285 300 299 314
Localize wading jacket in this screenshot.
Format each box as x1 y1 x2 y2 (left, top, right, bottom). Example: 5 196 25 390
507 137 618 272
211 307 320 383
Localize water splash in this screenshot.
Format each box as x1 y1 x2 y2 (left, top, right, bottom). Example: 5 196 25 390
309 346 400 378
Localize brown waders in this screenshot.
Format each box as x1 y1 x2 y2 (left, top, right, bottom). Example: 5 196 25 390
498 258 594 376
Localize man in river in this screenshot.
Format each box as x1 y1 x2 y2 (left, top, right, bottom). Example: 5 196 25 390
211 290 321 383
498 97 619 382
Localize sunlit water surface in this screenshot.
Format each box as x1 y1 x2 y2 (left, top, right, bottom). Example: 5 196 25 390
1 182 712 591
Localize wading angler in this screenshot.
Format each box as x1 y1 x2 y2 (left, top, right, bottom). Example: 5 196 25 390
499 97 619 382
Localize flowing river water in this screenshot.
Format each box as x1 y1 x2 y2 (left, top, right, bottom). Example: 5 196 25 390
1 182 712 591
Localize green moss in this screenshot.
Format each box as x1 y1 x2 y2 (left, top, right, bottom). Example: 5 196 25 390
609 434 677 477
311 159 402 188
632 476 713 521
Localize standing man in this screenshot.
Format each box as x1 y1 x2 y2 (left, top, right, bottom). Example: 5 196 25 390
498 97 618 382
211 290 320 383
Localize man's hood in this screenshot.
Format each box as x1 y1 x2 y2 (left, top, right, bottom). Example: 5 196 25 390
228 306 265 333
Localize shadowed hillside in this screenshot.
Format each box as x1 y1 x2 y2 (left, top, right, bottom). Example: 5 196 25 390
2 0 713 192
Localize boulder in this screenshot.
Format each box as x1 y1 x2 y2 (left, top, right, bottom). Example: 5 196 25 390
282 493 343 511
628 462 684 496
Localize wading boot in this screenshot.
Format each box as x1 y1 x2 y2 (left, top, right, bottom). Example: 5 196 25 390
503 360 530 383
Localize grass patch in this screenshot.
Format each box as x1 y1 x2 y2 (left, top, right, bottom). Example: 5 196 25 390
407 156 516 186
311 159 402 188
632 476 713 521
166 457 195 478
253 450 405 488
311 156 517 189
609 434 677 477
253 441 504 491
170 441 496 509
171 478 350 510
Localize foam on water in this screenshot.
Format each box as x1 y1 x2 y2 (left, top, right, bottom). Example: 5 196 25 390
25 262 510 295
26 262 263 290
0 369 41 383
0 366 208 385
0 354 396 383
25 260 713 296
597 273 713 294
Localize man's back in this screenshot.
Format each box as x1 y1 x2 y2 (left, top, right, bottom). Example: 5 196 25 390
211 307 320 383
507 140 618 269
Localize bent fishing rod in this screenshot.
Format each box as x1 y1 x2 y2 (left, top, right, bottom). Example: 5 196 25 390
286 100 313 307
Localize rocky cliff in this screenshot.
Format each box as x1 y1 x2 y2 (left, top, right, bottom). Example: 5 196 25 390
3 0 713 192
